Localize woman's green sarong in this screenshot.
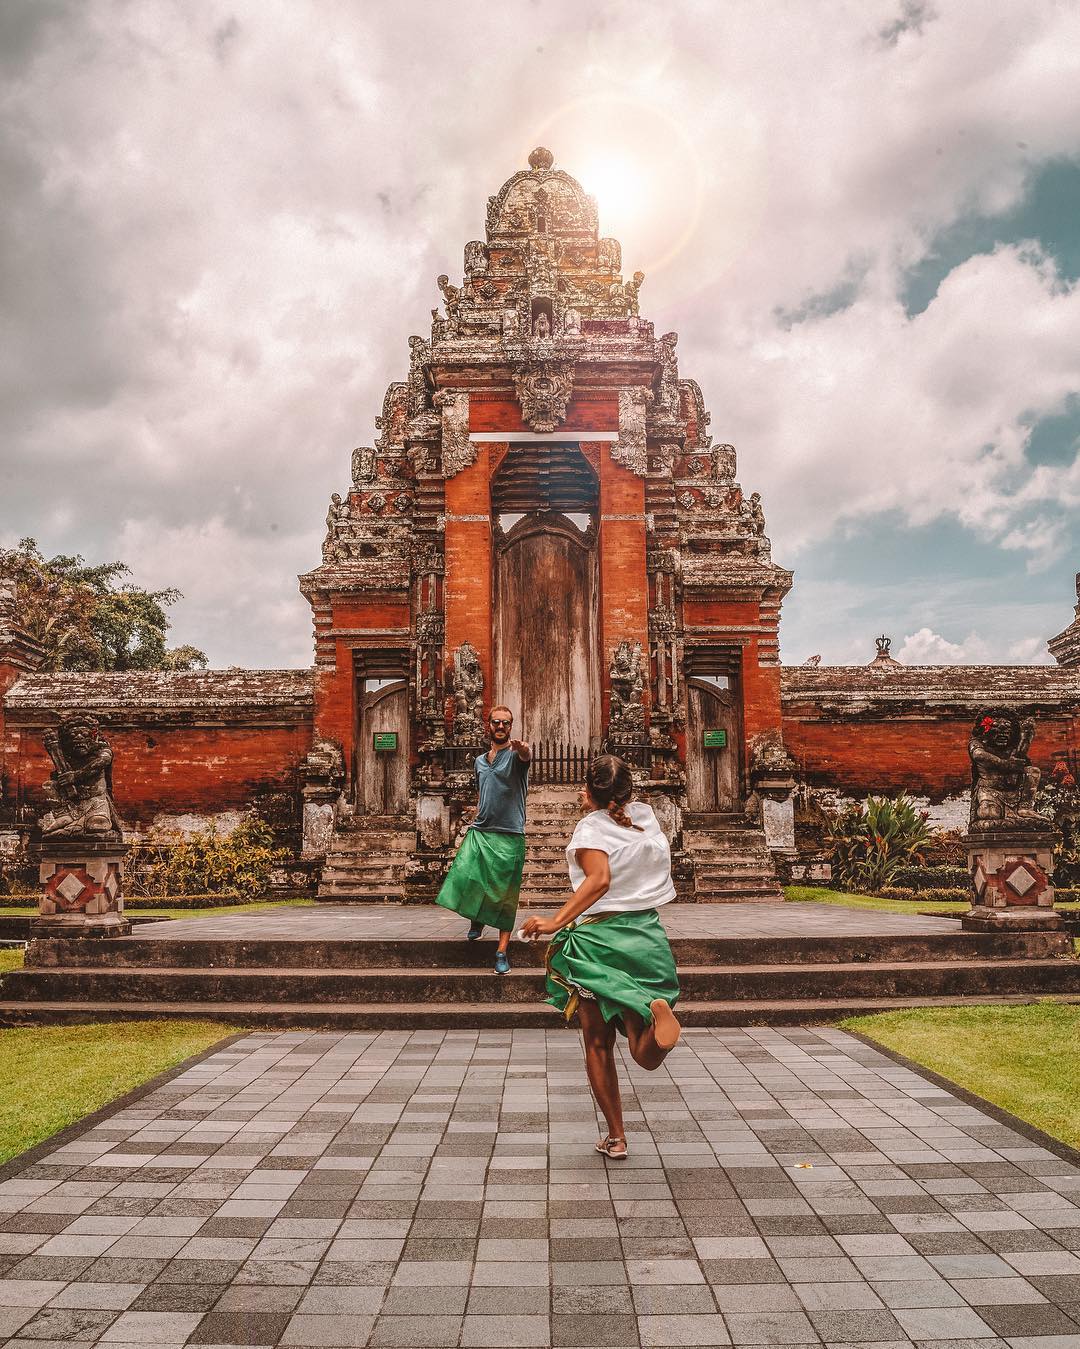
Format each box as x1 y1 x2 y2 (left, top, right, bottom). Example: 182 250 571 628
435 828 525 932
545 908 679 1031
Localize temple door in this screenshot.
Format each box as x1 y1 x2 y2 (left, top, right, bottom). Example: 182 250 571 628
357 680 409 815
686 676 741 812
494 514 600 750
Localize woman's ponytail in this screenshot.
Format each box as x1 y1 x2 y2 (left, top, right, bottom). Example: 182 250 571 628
587 754 643 831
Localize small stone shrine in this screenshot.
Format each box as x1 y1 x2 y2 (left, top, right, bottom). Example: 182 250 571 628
34 715 130 937
962 707 1062 932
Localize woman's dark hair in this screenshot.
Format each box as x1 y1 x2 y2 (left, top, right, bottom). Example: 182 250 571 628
587 754 643 830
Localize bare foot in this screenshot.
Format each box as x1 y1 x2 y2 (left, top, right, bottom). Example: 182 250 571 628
649 999 682 1050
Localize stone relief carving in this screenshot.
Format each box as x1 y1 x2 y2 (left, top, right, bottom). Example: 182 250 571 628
41 716 123 840
351 446 376 487
968 708 1051 832
463 240 488 274
434 390 474 478
451 641 484 742
512 360 574 433
611 387 650 477
607 640 646 735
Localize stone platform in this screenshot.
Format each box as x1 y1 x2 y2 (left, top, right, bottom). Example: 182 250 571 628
1 1026 1080 1348
0 903 1078 1030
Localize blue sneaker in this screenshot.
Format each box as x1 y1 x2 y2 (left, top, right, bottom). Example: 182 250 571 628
494 951 510 975
467 921 484 941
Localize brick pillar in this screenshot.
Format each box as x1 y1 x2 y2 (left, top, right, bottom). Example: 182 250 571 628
444 441 495 726
598 443 649 726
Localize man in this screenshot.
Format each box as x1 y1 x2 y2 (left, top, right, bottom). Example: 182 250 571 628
435 705 531 973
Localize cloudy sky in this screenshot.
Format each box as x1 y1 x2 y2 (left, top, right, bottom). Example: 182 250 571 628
2 0 1079 669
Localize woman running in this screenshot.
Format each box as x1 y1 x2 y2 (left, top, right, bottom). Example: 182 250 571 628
520 753 680 1159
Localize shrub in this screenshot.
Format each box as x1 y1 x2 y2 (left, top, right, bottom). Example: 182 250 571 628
128 816 287 899
1035 760 1080 886
878 886 969 904
889 864 969 891
825 794 934 894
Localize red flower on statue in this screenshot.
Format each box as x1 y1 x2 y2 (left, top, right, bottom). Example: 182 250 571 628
979 716 995 734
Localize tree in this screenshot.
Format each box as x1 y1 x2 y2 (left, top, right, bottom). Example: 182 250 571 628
0 538 207 672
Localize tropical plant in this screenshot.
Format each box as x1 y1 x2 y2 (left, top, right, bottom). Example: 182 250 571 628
127 816 287 899
1035 758 1080 885
824 794 934 894
0 537 206 672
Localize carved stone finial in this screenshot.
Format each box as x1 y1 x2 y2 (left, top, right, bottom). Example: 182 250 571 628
607 640 645 736
528 146 554 171
870 634 902 667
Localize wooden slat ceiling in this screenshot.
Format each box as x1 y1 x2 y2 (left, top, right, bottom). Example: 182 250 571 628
490 443 599 514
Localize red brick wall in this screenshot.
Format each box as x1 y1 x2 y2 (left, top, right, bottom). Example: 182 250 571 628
469 395 619 434
4 720 312 826
782 710 1078 800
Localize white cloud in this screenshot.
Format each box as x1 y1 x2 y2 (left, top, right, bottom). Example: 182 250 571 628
1 0 1078 664
897 627 990 664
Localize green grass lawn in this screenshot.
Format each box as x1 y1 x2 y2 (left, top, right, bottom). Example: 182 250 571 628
0 1020 235 1165
841 1003 1080 1151
785 885 1080 918
0 896 316 921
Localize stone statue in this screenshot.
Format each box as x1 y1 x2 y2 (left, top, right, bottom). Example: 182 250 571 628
746 492 766 536
561 306 581 335
624 270 645 314
803 654 821 667
437 274 461 312
608 640 645 734
451 641 484 740
40 715 123 839
322 492 353 562
968 707 1050 831
532 310 552 339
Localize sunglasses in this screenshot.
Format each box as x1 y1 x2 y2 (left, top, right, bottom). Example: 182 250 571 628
489 718 512 727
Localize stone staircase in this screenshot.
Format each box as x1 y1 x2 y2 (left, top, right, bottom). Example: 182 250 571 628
520 785 579 907
317 817 412 902
1 921 1078 1028
684 813 784 903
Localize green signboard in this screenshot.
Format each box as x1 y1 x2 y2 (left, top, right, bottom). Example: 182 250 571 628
703 729 727 749
372 732 399 753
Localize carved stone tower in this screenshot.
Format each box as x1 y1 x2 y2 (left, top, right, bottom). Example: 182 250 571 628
300 149 793 882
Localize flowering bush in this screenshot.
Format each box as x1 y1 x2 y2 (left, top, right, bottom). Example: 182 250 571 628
824 794 934 894
1035 759 1080 885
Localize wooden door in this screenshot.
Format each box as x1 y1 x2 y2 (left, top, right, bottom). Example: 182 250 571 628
494 514 599 748
357 680 409 814
686 677 741 812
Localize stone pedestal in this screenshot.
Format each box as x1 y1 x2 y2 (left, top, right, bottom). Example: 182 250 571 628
961 828 1063 932
34 840 131 938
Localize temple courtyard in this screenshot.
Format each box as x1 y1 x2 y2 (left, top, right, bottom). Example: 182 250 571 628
0 1022 1079 1348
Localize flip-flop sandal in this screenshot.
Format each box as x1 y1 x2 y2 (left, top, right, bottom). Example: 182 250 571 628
595 1136 628 1158
650 999 682 1051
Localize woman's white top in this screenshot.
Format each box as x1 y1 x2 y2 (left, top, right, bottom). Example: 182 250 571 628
565 802 676 915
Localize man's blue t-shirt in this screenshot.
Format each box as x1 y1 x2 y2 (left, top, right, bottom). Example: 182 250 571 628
472 748 529 835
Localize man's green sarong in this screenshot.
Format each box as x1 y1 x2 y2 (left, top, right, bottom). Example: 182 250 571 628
435 828 525 932
544 908 679 1031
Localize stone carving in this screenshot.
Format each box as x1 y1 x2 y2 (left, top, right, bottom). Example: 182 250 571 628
712 444 736 482
463 240 488 274
1048 571 1080 668
406 336 431 416
512 360 574 433
561 306 581 335
437 274 461 313
367 493 386 514
744 492 766 536
682 379 712 449
321 493 353 562
611 387 650 477
434 390 474 478
968 708 1051 832
302 738 345 793
351 446 376 487
451 640 484 742
375 382 407 451
677 491 697 510
803 654 822 667
41 716 123 840
624 270 645 315
501 308 521 339
656 331 680 416
608 640 645 734
532 310 552 339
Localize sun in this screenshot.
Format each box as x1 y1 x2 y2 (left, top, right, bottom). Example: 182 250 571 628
576 152 644 231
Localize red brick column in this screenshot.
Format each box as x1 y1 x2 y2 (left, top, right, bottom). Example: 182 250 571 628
598 444 650 725
444 442 495 727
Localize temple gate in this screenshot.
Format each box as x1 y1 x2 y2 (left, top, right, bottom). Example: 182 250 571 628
299 148 795 902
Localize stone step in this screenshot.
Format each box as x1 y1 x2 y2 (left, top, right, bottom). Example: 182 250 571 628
3 991 1080 1030
7 958 1080 1008
27 930 1070 971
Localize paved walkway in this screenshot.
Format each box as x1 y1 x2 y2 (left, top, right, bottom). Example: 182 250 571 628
138 902 962 942
1 1027 1078 1348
